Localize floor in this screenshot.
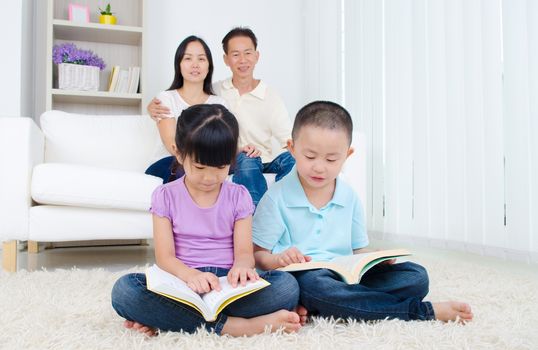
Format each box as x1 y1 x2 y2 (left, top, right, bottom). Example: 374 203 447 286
2 240 537 279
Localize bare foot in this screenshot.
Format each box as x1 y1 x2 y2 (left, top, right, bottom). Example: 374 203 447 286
222 310 301 336
123 320 158 337
295 304 309 326
432 301 473 323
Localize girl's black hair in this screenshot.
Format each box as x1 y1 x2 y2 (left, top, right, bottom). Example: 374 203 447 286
175 104 239 167
168 35 215 95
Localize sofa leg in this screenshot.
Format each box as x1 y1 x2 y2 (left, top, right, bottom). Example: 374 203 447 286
2 241 17 272
28 240 39 253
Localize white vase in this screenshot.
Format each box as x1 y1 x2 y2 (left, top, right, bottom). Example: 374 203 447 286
58 63 100 91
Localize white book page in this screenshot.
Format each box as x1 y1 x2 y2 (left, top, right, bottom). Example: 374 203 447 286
330 252 374 272
146 265 210 317
201 277 269 315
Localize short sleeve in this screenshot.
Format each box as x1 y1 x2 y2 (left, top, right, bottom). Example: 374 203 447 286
156 91 175 119
351 193 368 249
233 185 255 221
149 185 172 221
252 193 285 251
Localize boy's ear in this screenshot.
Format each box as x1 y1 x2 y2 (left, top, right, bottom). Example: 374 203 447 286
346 146 355 159
286 139 294 153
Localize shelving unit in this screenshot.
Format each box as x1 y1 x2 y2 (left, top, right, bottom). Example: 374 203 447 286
35 0 146 116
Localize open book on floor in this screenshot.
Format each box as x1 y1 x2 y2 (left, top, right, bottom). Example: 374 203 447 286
145 264 270 322
278 249 412 284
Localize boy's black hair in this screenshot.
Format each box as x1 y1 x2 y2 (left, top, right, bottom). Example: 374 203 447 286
222 27 258 54
168 35 215 95
175 104 239 167
292 101 353 145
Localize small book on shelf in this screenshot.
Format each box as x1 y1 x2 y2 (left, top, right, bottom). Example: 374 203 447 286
127 66 140 93
278 248 411 284
107 65 120 92
145 264 270 322
115 68 130 93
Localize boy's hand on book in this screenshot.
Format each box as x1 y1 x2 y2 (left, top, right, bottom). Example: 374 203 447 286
275 247 312 267
186 271 221 294
381 259 397 265
227 265 260 288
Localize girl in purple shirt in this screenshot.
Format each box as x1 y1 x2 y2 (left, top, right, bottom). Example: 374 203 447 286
111 104 302 336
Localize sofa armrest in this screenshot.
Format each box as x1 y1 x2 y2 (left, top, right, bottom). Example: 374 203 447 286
0 117 44 241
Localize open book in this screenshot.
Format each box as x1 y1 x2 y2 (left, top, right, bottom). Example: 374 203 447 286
145 264 270 322
278 249 411 284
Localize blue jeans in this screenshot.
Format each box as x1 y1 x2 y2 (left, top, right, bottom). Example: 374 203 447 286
292 262 435 321
231 151 295 205
111 267 300 334
145 156 184 183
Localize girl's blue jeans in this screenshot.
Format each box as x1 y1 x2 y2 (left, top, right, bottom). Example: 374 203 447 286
231 151 295 205
111 267 300 334
292 261 435 321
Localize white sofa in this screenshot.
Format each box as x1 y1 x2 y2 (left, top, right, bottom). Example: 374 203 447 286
0 111 366 272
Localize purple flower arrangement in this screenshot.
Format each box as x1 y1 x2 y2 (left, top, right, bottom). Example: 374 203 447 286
52 43 106 70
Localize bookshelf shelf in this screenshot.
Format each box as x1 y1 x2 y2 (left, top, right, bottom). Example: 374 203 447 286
53 20 142 45
51 89 142 106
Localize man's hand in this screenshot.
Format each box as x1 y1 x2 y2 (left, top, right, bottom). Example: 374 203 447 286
242 144 261 158
227 265 259 288
275 247 312 267
186 271 221 293
147 98 172 121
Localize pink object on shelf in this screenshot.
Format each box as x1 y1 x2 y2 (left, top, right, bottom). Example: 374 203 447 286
68 4 90 23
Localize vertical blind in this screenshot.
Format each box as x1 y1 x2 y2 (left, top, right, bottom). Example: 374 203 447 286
343 0 537 254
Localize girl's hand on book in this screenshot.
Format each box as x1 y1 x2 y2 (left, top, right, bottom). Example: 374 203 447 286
276 247 312 267
227 266 259 288
186 271 221 294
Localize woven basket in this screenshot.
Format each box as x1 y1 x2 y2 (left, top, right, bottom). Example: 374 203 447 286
58 63 99 91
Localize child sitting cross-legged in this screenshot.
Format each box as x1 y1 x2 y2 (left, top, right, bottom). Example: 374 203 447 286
111 104 303 336
252 101 473 323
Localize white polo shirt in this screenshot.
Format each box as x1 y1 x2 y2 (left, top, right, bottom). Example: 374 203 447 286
214 78 292 163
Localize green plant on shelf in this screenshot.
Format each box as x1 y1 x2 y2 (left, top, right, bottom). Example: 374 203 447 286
99 4 113 16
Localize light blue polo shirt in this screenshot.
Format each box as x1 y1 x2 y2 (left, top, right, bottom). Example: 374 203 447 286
253 167 368 262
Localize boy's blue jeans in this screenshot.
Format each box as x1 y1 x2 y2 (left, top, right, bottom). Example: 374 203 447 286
231 151 295 205
111 267 300 334
292 261 435 321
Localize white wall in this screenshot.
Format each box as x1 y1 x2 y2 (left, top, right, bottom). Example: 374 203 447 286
0 2 23 117
0 1 34 119
145 0 306 117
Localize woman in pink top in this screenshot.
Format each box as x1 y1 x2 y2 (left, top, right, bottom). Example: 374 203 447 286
112 104 303 336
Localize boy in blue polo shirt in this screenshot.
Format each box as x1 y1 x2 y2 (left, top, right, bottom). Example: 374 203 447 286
252 101 473 323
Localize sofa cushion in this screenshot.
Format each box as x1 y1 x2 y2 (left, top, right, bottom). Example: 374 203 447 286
40 111 161 172
31 163 162 211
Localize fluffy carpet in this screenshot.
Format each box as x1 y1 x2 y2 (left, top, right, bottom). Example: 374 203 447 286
1 257 537 350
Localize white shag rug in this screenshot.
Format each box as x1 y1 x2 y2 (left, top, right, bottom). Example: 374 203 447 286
1 257 537 350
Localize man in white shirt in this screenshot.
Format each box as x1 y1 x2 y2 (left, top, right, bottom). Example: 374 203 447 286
148 27 295 205
214 27 295 205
